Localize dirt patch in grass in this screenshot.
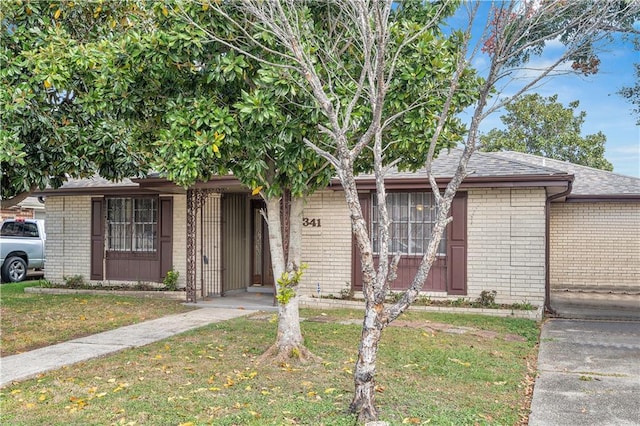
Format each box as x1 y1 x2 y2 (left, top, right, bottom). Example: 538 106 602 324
391 319 527 342
0 282 194 356
1 309 539 425
305 315 528 342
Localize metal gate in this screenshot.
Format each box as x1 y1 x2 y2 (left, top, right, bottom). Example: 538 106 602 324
200 193 222 297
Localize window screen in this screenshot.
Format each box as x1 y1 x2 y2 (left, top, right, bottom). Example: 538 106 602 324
372 192 446 255
106 197 157 252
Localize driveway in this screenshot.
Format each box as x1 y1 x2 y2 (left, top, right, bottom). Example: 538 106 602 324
529 319 640 425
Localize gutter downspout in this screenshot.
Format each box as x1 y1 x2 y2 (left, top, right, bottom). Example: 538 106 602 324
545 178 574 315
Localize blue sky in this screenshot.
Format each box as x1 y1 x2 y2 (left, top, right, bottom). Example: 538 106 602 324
452 3 640 178
479 40 640 178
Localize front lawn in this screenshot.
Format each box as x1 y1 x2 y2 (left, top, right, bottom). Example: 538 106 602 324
0 308 538 425
0 281 194 356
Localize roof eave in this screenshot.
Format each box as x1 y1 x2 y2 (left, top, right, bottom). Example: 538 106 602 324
330 174 573 191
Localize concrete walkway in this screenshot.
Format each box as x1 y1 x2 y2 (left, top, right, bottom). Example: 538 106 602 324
0 307 256 387
529 319 640 425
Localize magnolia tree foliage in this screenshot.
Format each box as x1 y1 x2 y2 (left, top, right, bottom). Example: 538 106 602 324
0 1 150 206
197 0 640 421
480 94 613 170
1 0 332 360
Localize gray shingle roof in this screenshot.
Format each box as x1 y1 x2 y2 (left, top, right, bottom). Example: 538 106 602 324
358 148 640 196
491 151 640 195
58 176 138 189
434 148 567 177
368 148 568 179
41 149 640 197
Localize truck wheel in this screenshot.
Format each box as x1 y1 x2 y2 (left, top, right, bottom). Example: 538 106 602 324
1 257 27 283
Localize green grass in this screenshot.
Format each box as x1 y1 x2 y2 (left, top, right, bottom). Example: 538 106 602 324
0 308 539 425
0 281 194 356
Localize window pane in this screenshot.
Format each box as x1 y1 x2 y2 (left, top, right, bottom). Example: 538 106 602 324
106 197 157 252
371 192 446 256
107 198 131 251
411 223 424 254
133 198 157 252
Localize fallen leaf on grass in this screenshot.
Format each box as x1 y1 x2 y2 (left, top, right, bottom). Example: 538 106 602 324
448 358 471 367
403 417 421 424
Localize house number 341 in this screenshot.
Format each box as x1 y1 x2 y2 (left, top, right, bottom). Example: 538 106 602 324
303 217 321 227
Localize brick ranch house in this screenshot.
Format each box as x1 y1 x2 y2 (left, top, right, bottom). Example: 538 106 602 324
35 149 640 308
0 197 46 221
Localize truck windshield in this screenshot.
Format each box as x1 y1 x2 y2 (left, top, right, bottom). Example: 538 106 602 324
0 222 39 238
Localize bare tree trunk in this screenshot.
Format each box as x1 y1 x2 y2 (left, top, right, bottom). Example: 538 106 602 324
336 157 386 422
258 195 318 364
349 305 384 421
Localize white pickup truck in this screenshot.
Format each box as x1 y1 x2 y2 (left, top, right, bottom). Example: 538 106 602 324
0 219 46 283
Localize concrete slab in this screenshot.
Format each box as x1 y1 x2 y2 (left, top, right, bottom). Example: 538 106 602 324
0 307 256 387
529 319 640 425
550 291 640 321
187 292 278 312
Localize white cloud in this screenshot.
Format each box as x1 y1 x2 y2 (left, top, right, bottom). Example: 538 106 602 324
608 144 640 155
512 57 574 80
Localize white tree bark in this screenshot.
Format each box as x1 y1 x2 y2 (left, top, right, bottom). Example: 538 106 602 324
259 195 314 363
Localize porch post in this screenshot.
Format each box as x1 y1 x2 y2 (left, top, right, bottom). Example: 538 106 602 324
186 189 197 303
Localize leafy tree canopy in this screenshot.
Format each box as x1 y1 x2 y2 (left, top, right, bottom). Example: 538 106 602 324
480 94 613 171
0 1 150 204
2 0 481 202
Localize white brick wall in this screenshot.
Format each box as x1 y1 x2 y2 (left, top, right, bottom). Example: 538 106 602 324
299 190 353 297
467 188 546 304
550 202 640 291
300 188 548 304
44 186 563 306
44 196 92 283
172 194 188 289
